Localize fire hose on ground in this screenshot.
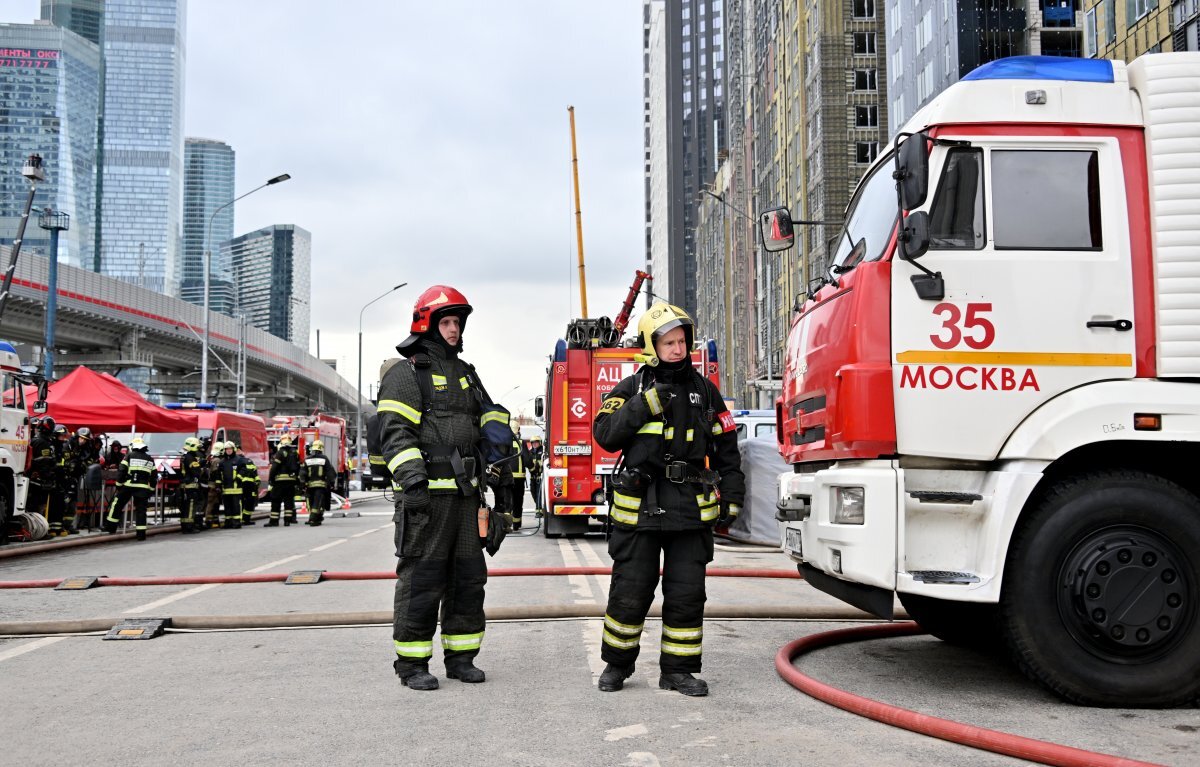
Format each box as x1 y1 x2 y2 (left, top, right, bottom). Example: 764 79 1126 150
0 570 1168 765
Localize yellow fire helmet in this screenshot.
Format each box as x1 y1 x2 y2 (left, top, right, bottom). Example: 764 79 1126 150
635 302 694 367
311 440 324 452
278 435 292 446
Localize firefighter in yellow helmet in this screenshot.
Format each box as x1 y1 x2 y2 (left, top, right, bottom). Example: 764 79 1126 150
179 437 205 533
301 439 334 526
592 302 745 696
268 435 301 526
104 437 159 540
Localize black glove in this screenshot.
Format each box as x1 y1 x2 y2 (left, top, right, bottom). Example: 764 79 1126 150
484 506 508 556
402 481 430 512
643 382 674 415
719 501 741 522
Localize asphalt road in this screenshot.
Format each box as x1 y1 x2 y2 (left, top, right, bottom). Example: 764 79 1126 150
1 494 1196 766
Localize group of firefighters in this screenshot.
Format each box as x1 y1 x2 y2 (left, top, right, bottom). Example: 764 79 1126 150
15 415 340 543
24 416 101 539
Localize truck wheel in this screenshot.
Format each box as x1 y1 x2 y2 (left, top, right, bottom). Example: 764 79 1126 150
1000 471 1200 707
543 510 562 539
897 593 1002 651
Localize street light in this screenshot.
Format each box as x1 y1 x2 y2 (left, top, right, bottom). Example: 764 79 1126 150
201 172 290 405
356 282 407 486
37 208 69 379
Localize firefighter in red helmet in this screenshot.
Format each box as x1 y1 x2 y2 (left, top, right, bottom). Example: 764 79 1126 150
380 285 513 691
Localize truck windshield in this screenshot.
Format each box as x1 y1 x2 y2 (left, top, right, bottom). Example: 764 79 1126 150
829 153 899 275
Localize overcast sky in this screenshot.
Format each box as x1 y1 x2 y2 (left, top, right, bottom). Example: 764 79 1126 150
1 0 648 418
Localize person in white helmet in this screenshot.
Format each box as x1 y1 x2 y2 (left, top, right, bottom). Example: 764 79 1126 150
103 437 158 541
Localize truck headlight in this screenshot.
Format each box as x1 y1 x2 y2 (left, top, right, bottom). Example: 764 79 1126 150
833 486 865 525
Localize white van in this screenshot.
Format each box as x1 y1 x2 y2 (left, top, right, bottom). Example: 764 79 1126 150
730 410 776 442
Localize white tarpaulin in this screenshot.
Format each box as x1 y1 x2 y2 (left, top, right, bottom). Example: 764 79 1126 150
724 435 788 546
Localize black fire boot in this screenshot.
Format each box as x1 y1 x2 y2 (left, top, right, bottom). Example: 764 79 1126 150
283 517 293 526
394 660 438 691
135 530 147 541
181 524 196 534
265 519 279 527
658 672 708 697
446 661 486 683
598 663 635 692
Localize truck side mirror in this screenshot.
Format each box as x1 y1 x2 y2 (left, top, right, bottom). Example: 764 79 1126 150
534 396 544 419
33 379 48 413
901 211 930 261
897 133 930 210
759 207 795 252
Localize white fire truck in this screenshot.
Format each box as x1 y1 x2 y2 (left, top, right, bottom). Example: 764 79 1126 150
767 54 1200 706
0 340 45 541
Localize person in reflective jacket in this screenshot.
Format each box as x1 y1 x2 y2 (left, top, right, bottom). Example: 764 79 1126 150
104 437 159 540
592 302 745 697
267 436 300 526
379 284 511 691
217 441 247 529
178 437 205 533
302 440 334 526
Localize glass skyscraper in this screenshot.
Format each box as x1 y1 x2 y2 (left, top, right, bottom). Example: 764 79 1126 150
46 0 187 295
227 224 311 348
182 137 235 315
0 21 100 269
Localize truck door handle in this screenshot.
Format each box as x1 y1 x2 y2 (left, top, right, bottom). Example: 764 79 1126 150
1087 319 1132 331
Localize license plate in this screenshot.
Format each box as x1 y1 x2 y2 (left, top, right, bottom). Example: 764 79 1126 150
553 444 592 456
785 527 803 558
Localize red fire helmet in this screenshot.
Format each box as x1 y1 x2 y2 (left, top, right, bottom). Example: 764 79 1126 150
410 285 473 334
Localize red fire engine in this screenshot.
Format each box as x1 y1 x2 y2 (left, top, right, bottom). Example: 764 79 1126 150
534 273 720 537
266 413 349 496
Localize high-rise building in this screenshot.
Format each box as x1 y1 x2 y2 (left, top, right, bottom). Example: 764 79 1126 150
885 0 1082 134
0 21 100 269
643 0 725 319
227 224 311 347
1082 0 1176 58
40 0 104 46
182 138 235 315
1175 0 1200 52
47 0 186 295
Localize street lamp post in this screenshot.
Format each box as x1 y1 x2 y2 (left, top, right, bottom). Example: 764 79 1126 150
356 282 407 487
37 208 69 379
201 172 290 404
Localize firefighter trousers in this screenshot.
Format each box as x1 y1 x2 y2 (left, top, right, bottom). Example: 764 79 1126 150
600 526 714 674
306 486 328 524
511 478 526 525
179 486 203 527
392 493 487 673
107 488 150 533
270 481 297 521
25 483 51 523
222 491 242 525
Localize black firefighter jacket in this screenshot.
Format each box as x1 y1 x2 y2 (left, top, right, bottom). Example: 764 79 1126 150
377 339 492 499
594 365 745 532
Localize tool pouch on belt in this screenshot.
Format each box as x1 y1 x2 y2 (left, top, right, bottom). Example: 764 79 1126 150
610 468 649 527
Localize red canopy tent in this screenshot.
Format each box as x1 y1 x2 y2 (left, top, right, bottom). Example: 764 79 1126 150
32 367 198 433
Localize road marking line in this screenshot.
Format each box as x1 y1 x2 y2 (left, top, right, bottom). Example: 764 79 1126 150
559 539 605 681
0 636 67 663
350 529 376 538
124 583 221 614
309 539 347 552
245 555 306 574
574 539 610 601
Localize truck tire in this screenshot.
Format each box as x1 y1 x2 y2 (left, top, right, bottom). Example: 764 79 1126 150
1000 471 1200 707
542 510 562 539
897 592 1002 652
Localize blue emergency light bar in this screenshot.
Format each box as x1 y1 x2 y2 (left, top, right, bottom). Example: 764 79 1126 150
165 402 216 410
0 341 17 355
962 56 1114 84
